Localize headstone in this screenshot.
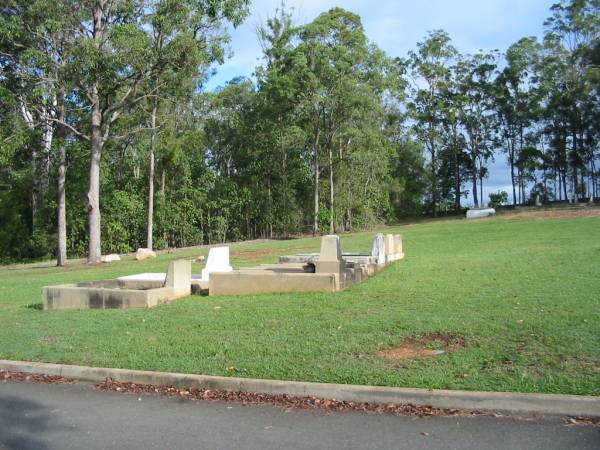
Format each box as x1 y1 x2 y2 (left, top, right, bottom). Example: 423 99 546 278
165 259 191 296
101 254 120 263
370 233 386 266
136 248 156 261
315 235 343 274
466 208 496 219
394 234 403 257
384 234 395 261
200 247 233 282
535 194 542 207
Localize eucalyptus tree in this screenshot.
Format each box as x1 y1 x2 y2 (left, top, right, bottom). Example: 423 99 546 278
542 0 599 202
455 52 497 207
10 0 250 262
408 30 457 215
143 0 250 250
0 0 82 265
495 37 542 205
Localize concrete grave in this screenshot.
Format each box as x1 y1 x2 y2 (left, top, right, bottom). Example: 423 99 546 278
209 232 405 296
43 259 191 310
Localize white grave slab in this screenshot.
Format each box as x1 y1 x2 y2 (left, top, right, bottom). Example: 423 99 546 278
200 246 232 282
118 272 166 282
466 208 496 219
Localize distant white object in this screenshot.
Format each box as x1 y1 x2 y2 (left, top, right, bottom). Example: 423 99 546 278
101 254 121 263
200 246 232 282
466 208 496 219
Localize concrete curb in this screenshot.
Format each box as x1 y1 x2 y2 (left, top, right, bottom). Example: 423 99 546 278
1 360 599 418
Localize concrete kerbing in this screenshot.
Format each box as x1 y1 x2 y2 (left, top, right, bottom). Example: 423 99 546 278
1 359 598 418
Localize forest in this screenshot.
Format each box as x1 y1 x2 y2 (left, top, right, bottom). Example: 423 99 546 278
0 0 598 263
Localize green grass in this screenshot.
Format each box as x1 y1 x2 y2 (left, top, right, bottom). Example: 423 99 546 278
1 213 599 395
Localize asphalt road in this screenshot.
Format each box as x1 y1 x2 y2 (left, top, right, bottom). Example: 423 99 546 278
0 381 598 450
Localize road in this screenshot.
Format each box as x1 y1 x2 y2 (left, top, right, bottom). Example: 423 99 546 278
0 381 598 450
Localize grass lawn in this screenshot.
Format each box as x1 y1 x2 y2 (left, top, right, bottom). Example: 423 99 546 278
0 210 599 396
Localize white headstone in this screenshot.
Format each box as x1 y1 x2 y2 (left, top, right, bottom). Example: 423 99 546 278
200 247 233 282
370 233 386 266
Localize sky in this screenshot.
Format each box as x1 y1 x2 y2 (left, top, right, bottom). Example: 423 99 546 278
204 0 555 206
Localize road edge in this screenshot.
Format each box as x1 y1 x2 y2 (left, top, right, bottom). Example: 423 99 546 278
1 359 598 418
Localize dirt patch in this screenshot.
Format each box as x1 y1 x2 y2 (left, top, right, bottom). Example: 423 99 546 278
230 248 278 260
231 246 313 261
497 207 600 221
378 332 465 361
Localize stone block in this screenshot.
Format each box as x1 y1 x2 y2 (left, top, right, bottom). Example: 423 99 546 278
165 259 191 296
200 246 233 282
315 235 343 274
384 234 395 259
135 248 156 260
101 254 120 263
209 271 339 296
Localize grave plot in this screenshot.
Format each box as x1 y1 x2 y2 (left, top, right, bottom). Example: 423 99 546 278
43 260 191 310
41 233 404 307
208 233 404 296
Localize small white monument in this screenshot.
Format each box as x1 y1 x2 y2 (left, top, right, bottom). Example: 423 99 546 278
370 233 386 266
200 246 233 282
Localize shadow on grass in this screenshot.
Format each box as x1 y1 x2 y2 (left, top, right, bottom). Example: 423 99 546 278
25 303 43 311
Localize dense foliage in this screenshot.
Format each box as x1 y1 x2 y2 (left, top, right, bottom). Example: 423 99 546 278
0 0 598 262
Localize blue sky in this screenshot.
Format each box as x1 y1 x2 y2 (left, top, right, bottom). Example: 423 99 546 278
204 0 555 206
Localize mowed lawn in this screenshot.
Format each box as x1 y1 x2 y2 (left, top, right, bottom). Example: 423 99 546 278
0 211 599 396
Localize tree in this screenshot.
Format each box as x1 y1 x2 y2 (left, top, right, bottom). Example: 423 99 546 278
495 37 542 205
542 0 599 202
143 0 249 250
408 30 457 215
455 52 497 207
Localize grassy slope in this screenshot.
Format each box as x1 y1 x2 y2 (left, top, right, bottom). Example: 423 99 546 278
0 213 598 395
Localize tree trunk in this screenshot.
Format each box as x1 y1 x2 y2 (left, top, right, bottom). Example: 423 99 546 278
430 138 437 216
329 143 334 234
509 140 517 206
312 129 320 236
454 148 460 212
87 82 103 263
146 100 157 250
56 90 67 266
471 153 478 208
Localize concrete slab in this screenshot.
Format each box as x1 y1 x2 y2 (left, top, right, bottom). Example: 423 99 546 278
44 259 192 310
209 271 339 296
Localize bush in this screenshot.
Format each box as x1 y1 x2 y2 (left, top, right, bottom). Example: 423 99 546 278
488 191 508 208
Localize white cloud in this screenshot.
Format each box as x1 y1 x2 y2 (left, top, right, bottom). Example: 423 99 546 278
207 0 552 90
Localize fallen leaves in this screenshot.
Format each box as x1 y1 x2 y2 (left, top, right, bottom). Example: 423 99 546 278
94 377 481 418
1 370 75 384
